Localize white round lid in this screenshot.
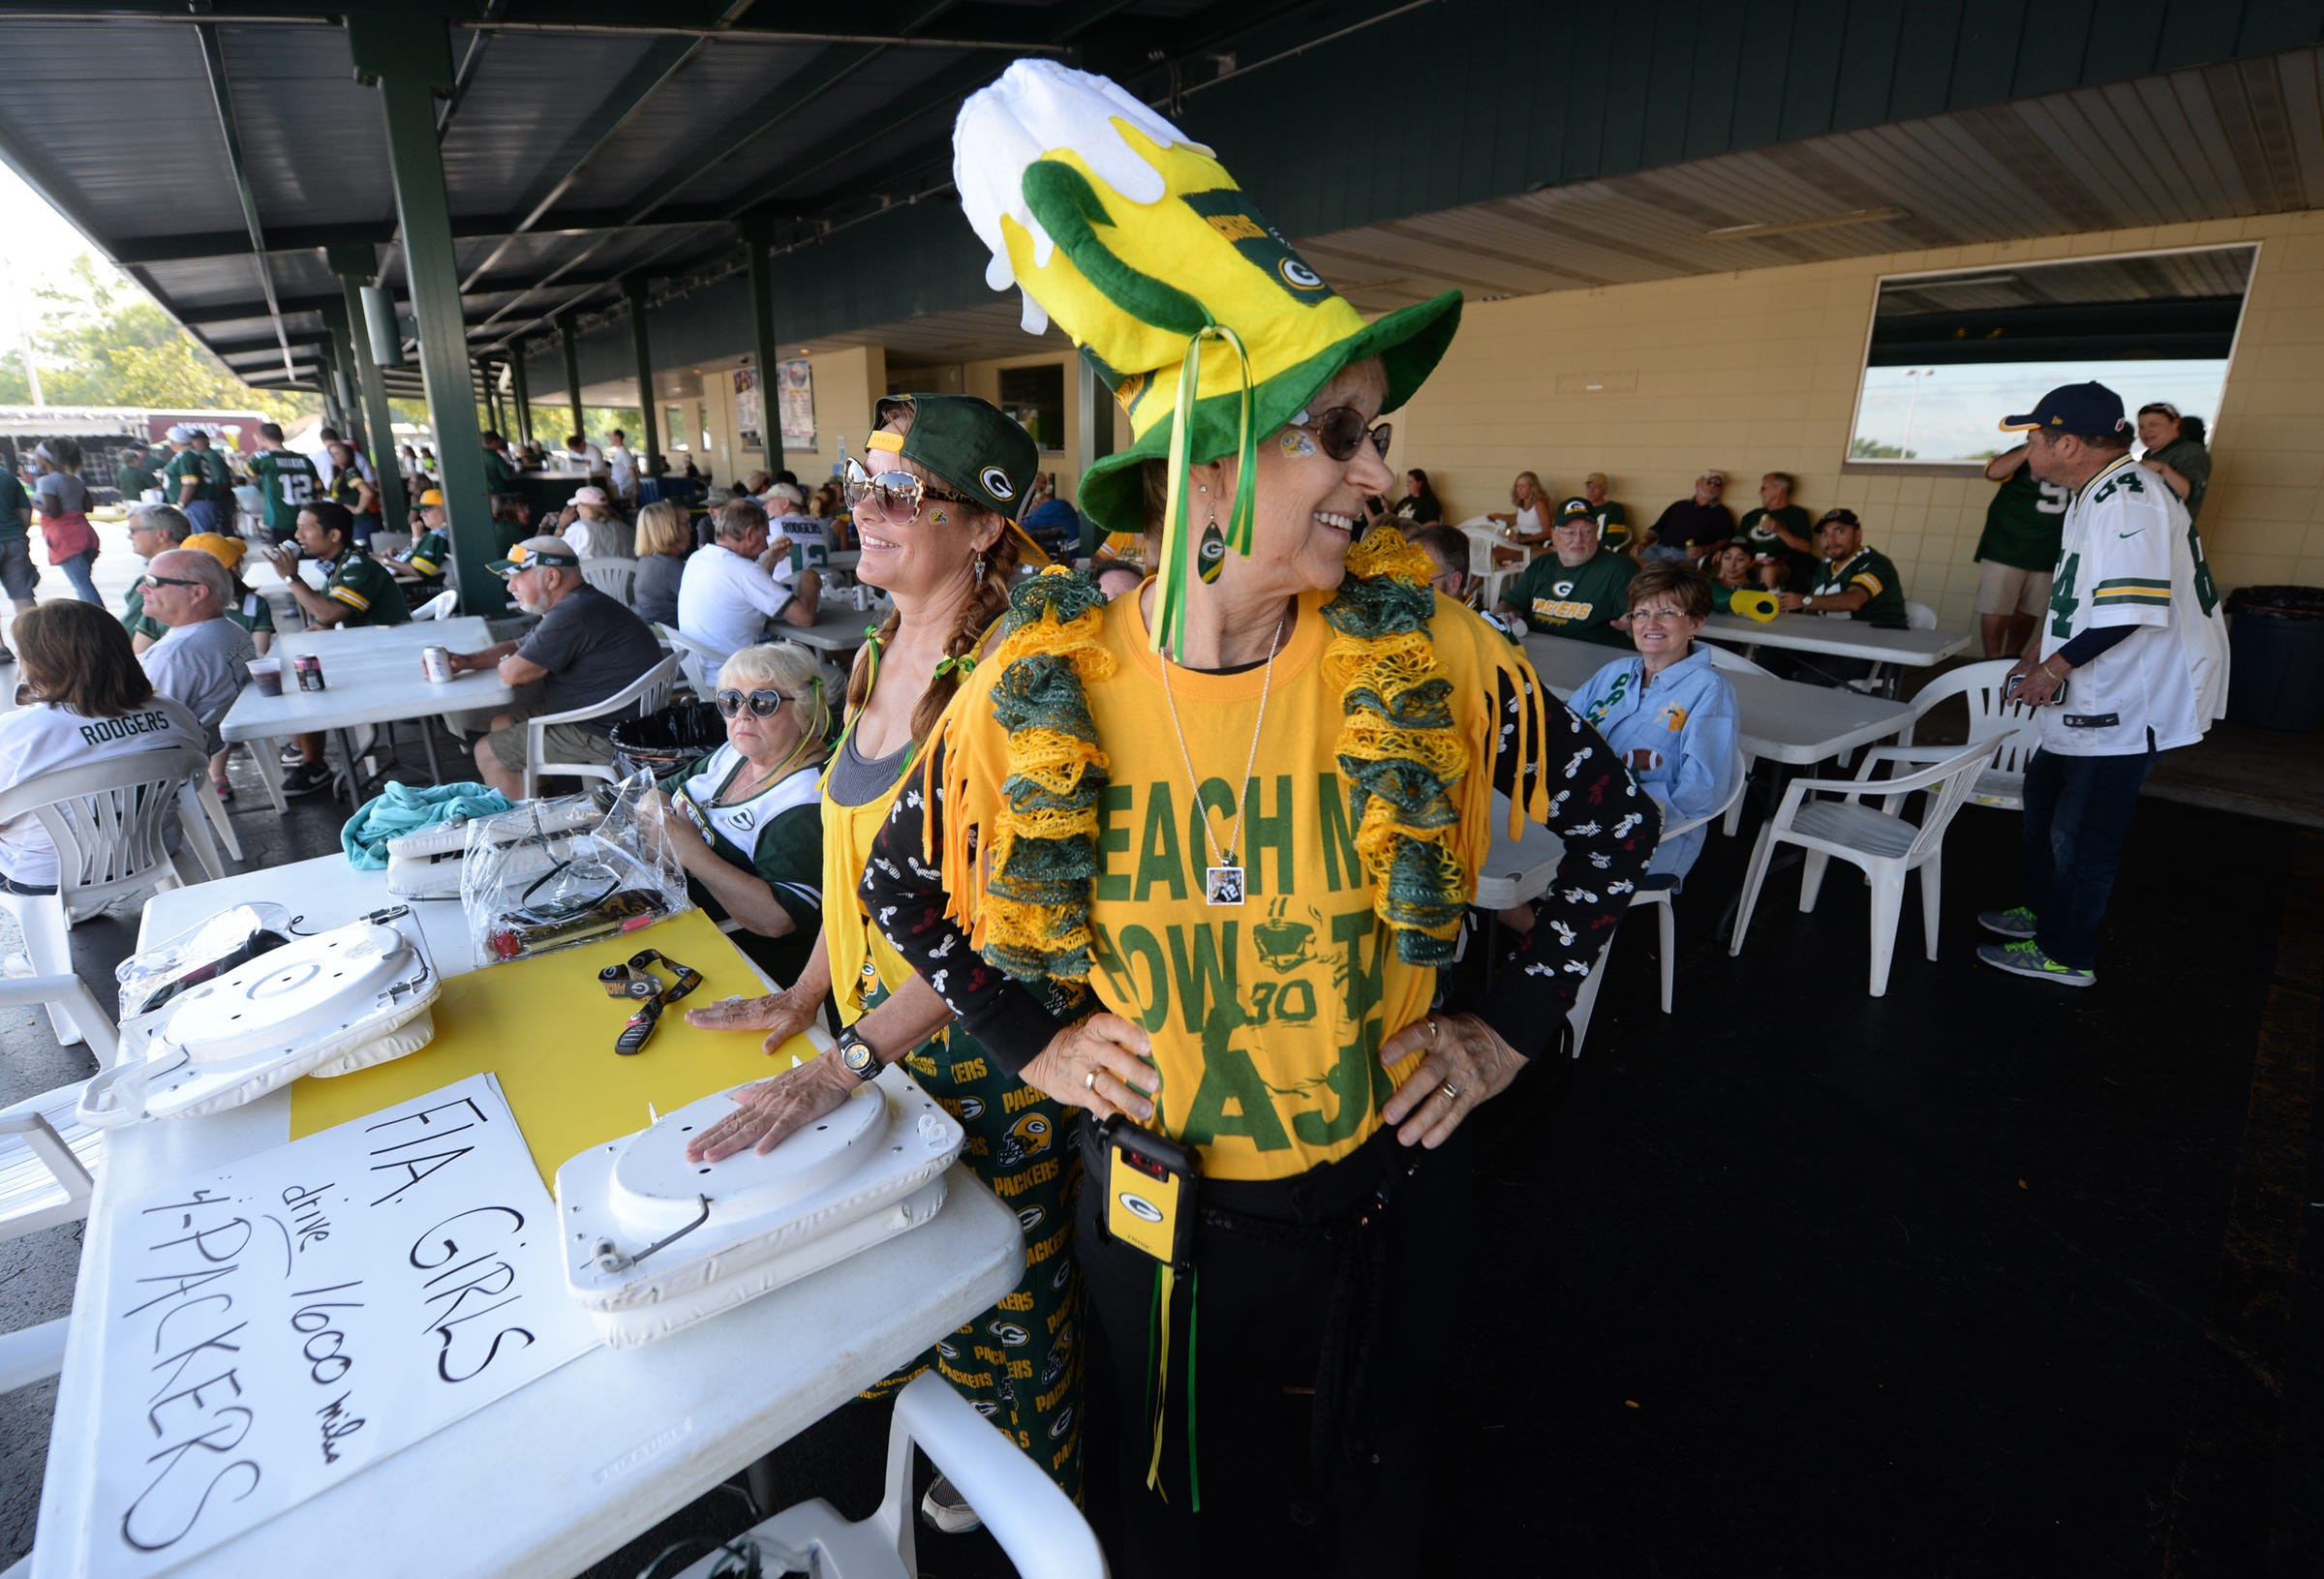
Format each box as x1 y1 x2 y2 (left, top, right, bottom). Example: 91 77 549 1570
610 1080 888 1233
160 923 414 1063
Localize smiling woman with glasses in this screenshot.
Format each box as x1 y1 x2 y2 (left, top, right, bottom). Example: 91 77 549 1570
1570 562 1742 888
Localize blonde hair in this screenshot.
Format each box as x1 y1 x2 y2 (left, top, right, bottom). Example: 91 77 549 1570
719 642 833 742
1511 471 1544 508
634 500 692 559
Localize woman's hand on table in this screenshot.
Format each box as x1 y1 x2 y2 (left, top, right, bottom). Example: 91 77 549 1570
1377 1012 1527 1149
684 1054 856 1162
684 984 818 1055
1020 1013 1160 1125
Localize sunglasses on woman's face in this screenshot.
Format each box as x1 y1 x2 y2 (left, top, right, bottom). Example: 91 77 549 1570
716 688 784 720
1289 407 1392 464
842 456 969 522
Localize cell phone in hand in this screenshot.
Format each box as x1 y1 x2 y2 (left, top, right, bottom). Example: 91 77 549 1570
2003 671 2067 707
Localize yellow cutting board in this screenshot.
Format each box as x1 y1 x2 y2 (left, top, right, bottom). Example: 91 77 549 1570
289 907 819 1186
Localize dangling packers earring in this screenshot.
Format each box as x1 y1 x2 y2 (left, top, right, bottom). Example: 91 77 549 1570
972 550 987 583
1196 473 1226 583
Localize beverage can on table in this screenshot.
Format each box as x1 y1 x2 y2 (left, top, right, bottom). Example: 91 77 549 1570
293 653 325 692
420 646 452 684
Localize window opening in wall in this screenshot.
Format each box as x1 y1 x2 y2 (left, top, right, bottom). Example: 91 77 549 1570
999 363 1066 451
1848 245 2254 470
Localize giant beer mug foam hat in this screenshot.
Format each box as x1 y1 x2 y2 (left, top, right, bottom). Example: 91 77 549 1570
954 59 1462 652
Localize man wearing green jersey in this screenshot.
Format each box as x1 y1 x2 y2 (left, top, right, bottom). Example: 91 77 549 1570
162 425 222 534
1499 499 1638 647
263 499 409 797
1974 444 2068 656
247 422 322 545
113 446 158 501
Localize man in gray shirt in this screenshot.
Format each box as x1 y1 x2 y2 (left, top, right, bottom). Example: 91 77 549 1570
443 535 666 797
137 548 258 759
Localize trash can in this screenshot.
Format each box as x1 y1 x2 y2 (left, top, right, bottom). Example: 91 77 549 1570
608 700 724 780
2224 585 2324 730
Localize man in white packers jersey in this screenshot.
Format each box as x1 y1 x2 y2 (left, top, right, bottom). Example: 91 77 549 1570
1976 381 2228 987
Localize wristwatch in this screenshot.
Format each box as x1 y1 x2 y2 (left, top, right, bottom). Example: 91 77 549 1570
833 1023 881 1082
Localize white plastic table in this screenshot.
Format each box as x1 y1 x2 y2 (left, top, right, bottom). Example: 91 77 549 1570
220 618 515 809
1697 613 1973 667
37 863 1024 1579
1523 634 1913 766
782 597 894 654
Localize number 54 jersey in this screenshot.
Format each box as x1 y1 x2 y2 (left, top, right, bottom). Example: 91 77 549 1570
2038 453 2229 757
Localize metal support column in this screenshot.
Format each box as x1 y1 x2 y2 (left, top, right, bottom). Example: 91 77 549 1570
560 316 585 442
350 15 501 615
330 245 408 531
509 346 533 449
321 306 364 455
739 214 784 475
622 276 661 482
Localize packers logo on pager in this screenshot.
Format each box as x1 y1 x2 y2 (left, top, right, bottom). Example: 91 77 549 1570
1116 1191 1165 1224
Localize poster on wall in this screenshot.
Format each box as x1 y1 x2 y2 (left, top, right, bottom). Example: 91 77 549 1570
734 367 762 449
86 1073 597 1574
778 357 815 447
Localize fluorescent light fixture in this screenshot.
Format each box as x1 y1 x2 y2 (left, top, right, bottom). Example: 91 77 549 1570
1701 206 1910 240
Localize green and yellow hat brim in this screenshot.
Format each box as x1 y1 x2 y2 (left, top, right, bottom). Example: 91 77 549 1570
1076 288 1462 545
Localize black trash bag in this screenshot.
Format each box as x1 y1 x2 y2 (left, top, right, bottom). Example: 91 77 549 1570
609 700 725 780
2225 584 2324 621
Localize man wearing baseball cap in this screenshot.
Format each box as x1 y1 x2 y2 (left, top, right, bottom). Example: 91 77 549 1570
1498 496 1639 647
1976 380 2229 987
163 425 220 534
444 535 665 797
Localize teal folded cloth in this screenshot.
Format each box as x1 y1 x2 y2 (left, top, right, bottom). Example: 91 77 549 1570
341 780 513 870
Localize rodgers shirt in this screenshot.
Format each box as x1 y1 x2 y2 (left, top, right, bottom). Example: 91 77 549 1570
248 448 321 541
2039 453 2228 757
1501 549 1636 646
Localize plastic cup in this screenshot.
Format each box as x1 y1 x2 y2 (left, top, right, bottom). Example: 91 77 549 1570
247 658 283 697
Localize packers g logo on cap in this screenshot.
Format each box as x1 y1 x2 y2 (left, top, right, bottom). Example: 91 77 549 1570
981 465 1016 501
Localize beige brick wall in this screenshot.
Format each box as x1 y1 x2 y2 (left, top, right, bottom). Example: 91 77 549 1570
1391 213 2324 626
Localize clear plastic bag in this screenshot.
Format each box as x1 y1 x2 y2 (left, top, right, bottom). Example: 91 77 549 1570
114 901 298 1019
459 772 691 967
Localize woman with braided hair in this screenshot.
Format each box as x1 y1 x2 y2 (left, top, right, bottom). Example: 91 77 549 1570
849 63 1659 1575
679 393 1082 1533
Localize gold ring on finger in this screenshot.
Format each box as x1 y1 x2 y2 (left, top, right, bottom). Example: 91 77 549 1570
1438 1079 1459 1104
1427 1018 1439 1042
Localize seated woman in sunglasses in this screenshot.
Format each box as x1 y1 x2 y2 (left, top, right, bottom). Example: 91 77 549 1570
678 394 1086 1528
640 644 830 984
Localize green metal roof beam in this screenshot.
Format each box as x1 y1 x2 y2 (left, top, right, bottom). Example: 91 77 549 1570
194 20 297 380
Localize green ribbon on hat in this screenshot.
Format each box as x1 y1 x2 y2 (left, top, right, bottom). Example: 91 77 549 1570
1153 322 1258 660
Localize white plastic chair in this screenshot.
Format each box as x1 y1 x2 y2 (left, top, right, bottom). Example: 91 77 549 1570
1455 515 1518 610
521 653 682 798
186 774 243 863
1728 737 1999 997
0 975 117 1242
654 622 733 697
672 1370 1105 1579
411 587 458 622
1700 641 1773 835
582 555 639 605
1848 657 2039 812
0 746 209 1043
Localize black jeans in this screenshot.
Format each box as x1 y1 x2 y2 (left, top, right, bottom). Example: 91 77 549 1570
2020 743 2156 971
1074 1121 1473 1579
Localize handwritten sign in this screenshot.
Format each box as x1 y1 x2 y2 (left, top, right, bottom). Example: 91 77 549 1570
89 1074 597 1575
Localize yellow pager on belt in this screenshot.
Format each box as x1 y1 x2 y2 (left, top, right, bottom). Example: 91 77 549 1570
1103 1115 1198 1268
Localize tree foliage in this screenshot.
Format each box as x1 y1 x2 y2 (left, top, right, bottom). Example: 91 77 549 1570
0 253 318 420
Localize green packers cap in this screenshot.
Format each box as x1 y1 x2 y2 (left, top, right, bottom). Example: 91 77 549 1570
488 535 582 577
867 393 1050 565
1556 496 1595 523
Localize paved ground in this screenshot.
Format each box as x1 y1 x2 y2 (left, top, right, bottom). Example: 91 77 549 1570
0 565 2317 1574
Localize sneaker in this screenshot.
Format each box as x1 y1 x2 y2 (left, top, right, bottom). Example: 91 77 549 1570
281 761 337 799
919 1473 983 1534
1977 940 2094 987
1976 906 2037 940
277 742 307 766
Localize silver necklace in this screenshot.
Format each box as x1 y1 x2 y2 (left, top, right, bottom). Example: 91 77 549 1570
1156 610 1285 907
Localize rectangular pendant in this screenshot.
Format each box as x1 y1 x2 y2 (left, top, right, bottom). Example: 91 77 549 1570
1205 865 1246 906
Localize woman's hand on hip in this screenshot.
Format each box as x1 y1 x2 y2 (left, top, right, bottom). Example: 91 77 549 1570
1020 1013 1160 1125
684 1053 856 1163
1377 1012 1526 1149
684 986 818 1056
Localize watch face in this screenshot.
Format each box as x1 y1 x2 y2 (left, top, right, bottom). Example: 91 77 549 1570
840 1034 877 1078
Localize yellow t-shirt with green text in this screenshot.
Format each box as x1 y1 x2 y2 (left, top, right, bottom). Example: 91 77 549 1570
936 585 1553 1182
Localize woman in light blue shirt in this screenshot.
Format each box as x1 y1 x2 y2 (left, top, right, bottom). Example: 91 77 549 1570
1572 562 1742 887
